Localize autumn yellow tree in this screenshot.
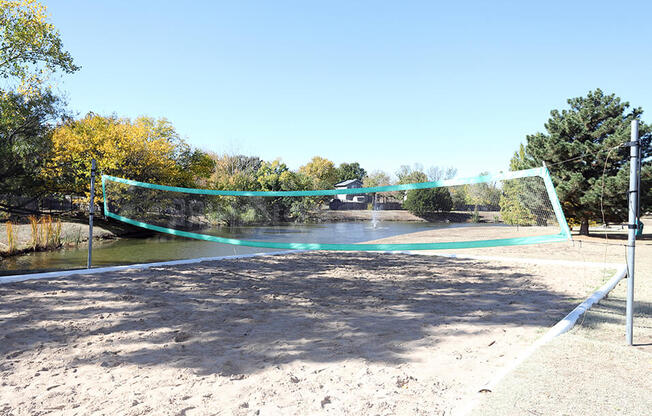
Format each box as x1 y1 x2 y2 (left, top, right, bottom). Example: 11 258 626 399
298 156 338 189
0 0 79 95
45 113 213 202
209 153 262 191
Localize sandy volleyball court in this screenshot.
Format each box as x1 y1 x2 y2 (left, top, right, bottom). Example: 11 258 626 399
0 250 612 415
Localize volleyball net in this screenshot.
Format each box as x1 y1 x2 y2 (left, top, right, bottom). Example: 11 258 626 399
102 167 571 251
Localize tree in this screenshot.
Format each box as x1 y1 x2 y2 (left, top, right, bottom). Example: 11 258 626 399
403 188 453 216
0 0 79 213
209 153 262 191
499 145 537 225
335 162 367 183
174 148 215 187
464 171 501 210
363 170 391 188
511 89 651 235
258 159 317 222
362 170 394 205
45 113 210 201
1 0 79 94
0 89 63 213
427 166 457 182
397 164 454 215
396 164 428 184
449 186 468 210
498 144 552 226
299 156 338 189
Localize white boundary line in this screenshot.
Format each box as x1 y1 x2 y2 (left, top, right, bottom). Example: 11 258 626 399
0 250 301 284
484 264 626 387
448 261 628 416
403 251 627 415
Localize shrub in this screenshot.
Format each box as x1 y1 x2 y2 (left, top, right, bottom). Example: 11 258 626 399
403 188 453 216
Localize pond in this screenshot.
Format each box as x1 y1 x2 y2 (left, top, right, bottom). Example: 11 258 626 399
0 221 451 276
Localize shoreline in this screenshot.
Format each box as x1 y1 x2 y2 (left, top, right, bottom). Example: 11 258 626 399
0 220 118 259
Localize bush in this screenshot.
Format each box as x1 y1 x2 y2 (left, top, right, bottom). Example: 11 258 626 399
403 188 453 216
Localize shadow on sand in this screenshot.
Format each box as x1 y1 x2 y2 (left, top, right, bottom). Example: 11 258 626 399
0 252 598 376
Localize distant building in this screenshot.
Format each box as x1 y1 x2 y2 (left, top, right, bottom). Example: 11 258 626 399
334 179 368 204
329 179 369 209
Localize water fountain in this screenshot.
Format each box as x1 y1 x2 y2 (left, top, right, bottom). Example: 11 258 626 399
371 193 379 229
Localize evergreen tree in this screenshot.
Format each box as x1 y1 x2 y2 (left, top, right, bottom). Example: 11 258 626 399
511 89 651 235
403 188 453 216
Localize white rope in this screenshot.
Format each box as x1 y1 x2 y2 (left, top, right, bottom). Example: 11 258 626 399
457 264 627 415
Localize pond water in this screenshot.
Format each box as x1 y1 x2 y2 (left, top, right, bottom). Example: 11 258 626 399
0 221 451 276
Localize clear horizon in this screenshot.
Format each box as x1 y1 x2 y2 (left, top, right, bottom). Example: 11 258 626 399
43 0 652 177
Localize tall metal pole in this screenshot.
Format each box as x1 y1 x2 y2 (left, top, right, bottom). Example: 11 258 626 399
626 120 639 345
87 159 96 269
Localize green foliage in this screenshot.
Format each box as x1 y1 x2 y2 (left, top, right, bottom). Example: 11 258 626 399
210 153 262 191
499 149 550 226
257 160 318 222
335 162 367 183
470 206 480 223
449 187 468 210
203 158 321 226
174 148 215 187
499 186 536 225
508 89 651 234
403 188 453 216
362 170 396 205
464 172 501 209
0 89 62 211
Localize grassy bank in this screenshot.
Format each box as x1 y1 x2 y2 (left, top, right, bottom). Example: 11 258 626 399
0 219 116 257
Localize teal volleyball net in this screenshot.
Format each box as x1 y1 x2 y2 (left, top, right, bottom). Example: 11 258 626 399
101 167 571 251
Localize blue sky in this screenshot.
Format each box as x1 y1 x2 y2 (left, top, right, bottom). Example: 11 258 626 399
43 0 652 177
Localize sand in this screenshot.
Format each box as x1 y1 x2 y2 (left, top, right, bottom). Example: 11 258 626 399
0 248 614 416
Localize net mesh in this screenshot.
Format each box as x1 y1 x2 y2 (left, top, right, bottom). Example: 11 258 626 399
102 168 570 250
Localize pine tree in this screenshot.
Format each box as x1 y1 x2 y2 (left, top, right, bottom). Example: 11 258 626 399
512 89 651 235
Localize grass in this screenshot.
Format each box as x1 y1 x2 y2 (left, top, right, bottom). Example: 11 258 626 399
5 221 16 254
42 216 52 248
54 218 62 247
25 216 64 251
65 226 83 246
28 216 40 250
